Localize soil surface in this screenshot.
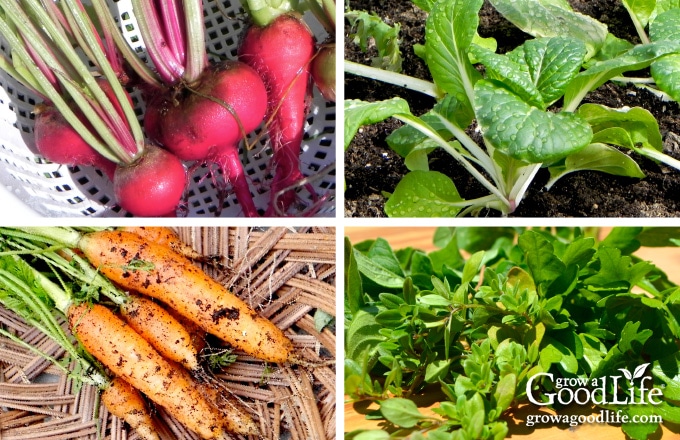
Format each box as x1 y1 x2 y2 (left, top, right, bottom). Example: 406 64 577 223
344 0 680 217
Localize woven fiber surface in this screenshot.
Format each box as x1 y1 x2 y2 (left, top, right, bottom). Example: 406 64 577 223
0 227 336 439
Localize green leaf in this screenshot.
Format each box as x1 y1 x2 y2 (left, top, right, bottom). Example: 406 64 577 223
345 237 365 313
345 98 411 150
652 352 680 400
649 8 680 41
518 230 567 286
353 248 406 289
347 11 403 71
380 398 428 428
622 0 657 29
506 37 588 108
488 0 608 58
619 321 653 353
424 0 483 111
494 373 517 414
651 54 680 102
425 359 451 383
367 238 405 279
564 40 680 110
313 309 334 332
351 430 391 440
474 80 593 163
579 104 664 152
600 227 643 255
386 94 475 158
546 143 645 189
385 171 464 217
346 309 385 361
470 44 545 108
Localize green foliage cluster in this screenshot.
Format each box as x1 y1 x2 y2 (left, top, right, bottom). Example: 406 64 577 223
345 0 680 216
345 227 680 439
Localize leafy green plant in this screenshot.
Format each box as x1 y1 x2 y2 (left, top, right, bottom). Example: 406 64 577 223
345 0 680 216
345 227 680 439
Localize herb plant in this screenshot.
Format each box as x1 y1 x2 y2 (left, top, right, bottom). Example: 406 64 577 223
345 227 680 439
345 0 680 216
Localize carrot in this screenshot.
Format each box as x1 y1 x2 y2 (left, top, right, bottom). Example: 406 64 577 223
120 294 200 371
77 230 295 364
102 377 160 440
68 302 258 438
117 226 205 261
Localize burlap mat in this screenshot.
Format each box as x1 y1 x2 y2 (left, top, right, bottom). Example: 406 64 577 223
0 227 336 440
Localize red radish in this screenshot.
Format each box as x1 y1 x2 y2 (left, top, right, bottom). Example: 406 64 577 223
0 0 188 217
238 12 316 216
311 44 336 102
113 144 186 217
144 61 267 217
145 61 267 162
33 104 117 179
128 0 266 217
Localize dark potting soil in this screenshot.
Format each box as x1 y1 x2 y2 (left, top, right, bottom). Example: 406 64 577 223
344 0 680 217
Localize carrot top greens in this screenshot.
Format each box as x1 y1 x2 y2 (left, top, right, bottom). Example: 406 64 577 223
345 227 680 440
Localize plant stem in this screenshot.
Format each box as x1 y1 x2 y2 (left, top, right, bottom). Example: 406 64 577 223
345 60 441 98
183 0 208 83
610 76 655 84
244 0 296 27
10 227 82 249
393 114 511 210
636 146 680 171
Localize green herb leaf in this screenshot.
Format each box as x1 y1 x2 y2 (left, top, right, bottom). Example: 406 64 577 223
353 248 405 289
380 398 428 428
346 309 385 361
518 230 566 286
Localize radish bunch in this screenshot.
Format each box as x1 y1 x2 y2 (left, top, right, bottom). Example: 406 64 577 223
0 0 335 217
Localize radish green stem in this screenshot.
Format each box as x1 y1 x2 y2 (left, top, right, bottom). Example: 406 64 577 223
159 0 187 68
183 0 208 83
345 61 441 98
131 0 184 84
0 10 119 162
90 0 161 88
244 0 296 27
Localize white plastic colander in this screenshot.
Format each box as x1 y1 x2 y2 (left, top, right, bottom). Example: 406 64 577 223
0 0 336 217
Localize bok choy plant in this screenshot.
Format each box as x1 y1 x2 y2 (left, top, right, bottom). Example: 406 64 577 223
345 0 680 217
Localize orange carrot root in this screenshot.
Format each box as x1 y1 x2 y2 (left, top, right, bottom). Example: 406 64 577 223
79 230 295 363
120 294 200 371
102 377 160 440
117 226 206 261
68 303 251 439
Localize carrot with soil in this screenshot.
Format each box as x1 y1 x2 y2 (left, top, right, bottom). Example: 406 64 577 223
102 377 161 440
20 227 296 364
0 240 258 439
